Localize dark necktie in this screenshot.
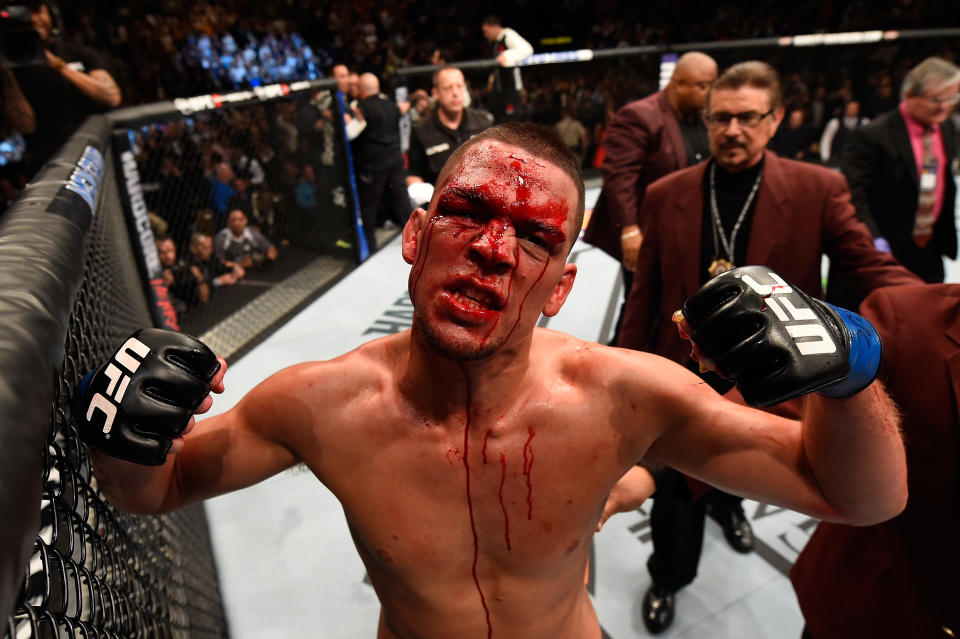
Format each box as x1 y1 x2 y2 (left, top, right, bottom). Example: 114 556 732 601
913 126 938 247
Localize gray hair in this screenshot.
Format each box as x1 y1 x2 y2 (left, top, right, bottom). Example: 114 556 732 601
901 57 960 99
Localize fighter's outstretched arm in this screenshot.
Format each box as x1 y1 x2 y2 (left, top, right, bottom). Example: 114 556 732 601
75 330 311 514
640 367 905 525
618 266 906 526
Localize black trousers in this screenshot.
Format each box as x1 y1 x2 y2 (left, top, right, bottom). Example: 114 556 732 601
647 467 745 591
355 160 411 253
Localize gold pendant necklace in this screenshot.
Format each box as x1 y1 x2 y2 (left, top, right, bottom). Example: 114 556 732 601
707 258 735 278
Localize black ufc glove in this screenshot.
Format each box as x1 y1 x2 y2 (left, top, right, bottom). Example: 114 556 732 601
72 329 221 465
682 266 882 408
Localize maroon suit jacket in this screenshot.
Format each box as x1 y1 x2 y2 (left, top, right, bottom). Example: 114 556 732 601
791 284 960 638
584 91 690 261
617 150 921 366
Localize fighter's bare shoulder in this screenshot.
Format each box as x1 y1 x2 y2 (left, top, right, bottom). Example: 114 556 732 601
256 331 406 403
532 327 712 408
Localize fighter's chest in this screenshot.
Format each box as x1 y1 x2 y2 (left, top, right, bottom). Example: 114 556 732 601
325 410 622 566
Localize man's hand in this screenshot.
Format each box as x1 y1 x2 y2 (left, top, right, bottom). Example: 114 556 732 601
620 226 643 271
44 50 65 71
677 266 882 407
597 465 656 531
72 329 223 465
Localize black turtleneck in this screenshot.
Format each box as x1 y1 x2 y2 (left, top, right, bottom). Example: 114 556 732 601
698 157 765 286
690 157 765 394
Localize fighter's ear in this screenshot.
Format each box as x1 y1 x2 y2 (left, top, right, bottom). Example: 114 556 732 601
543 263 577 317
402 208 429 264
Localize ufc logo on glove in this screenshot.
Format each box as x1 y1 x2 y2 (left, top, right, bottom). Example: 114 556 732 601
84 337 151 436
738 270 837 356
683 265 882 407
73 328 219 465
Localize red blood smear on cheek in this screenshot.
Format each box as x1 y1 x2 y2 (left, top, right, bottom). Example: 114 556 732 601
460 368 492 637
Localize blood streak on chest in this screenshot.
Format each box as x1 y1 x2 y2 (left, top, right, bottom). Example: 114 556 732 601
461 369 493 637
522 426 536 520
498 451 511 550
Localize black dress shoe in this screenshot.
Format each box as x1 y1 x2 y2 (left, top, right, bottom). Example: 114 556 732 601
642 585 675 634
709 503 755 553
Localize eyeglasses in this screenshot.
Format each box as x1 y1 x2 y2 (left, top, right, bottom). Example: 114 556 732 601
923 93 960 106
706 109 774 128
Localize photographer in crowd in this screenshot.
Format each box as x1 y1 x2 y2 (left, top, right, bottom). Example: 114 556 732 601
10 1 121 173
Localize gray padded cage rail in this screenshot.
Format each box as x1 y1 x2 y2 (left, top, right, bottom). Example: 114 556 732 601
2 116 228 638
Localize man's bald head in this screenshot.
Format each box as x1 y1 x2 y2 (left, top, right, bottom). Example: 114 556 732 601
359 73 380 99
667 51 718 114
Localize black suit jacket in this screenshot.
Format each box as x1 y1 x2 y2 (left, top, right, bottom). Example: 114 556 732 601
841 109 957 281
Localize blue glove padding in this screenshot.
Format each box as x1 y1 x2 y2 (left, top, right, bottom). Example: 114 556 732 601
873 237 891 253
817 304 882 398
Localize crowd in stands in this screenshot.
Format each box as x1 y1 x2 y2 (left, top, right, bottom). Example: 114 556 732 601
135 89 357 319
2 0 956 215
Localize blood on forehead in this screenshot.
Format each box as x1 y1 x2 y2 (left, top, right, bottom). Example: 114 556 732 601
438 148 571 246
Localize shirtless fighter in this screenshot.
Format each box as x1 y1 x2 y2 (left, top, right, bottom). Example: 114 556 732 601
73 123 906 639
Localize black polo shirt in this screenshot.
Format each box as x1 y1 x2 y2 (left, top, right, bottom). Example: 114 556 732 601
407 107 493 184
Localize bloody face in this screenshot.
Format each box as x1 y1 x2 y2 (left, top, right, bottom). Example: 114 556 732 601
403 141 578 361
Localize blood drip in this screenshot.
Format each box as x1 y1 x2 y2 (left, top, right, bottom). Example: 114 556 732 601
498 452 511 550
502 258 550 346
522 427 536 520
482 429 492 464
461 369 492 638
409 217 439 301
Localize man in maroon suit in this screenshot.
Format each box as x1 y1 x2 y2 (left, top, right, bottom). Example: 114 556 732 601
584 51 717 340
791 283 960 638
617 61 921 634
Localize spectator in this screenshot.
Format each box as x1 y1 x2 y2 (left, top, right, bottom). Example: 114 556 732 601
11 1 121 174
553 106 589 166
828 56 959 310
406 66 493 190
349 72 411 252
0 65 35 210
185 230 244 300
770 107 817 161
214 208 278 270
864 74 898 118
209 161 238 225
407 88 431 124
819 100 868 165
584 51 717 345
331 63 350 95
481 15 533 123
156 233 203 315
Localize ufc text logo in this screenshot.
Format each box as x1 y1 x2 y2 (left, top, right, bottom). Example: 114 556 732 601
85 337 151 436
739 271 837 356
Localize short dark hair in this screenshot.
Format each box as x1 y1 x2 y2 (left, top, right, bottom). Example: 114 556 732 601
432 65 463 87
437 122 586 246
482 15 502 27
710 61 783 111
